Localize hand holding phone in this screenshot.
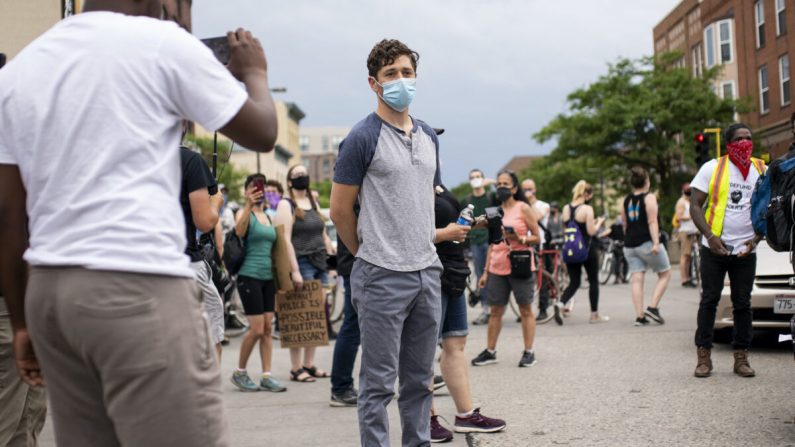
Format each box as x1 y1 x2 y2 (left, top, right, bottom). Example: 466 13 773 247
200 37 231 65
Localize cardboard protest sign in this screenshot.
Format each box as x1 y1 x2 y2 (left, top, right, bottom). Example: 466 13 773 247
276 280 329 348
272 224 293 292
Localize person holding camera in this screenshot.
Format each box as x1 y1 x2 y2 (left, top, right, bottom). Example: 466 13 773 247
461 168 495 325
554 181 609 325
429 185 506 442
471 171 541 368
0 1 279 444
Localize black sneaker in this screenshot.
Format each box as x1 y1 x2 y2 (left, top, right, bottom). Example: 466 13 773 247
536 310 551 323
433 375 446 391
329 387 358 407
471 349 497 366
644 307 665 324
518 350 537 367
553 302 564 326
634 317 650 326
430 415 454 443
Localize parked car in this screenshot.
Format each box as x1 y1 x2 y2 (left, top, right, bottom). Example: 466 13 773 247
714 241 795 342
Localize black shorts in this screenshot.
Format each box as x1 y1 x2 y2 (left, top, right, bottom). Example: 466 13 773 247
237 276 276 315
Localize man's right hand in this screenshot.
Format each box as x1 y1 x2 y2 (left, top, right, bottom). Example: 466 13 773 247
13 329 44 387
444 222 471 243
226 28 268 81
707 235 730 256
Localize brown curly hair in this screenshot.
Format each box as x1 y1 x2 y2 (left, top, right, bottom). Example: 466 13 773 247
367 39 419 78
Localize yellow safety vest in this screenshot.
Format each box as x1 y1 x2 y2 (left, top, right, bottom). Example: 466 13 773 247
704 155 766 236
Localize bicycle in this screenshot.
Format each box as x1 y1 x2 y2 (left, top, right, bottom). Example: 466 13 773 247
598 238 629 285
688 235 701 287
509 238 567 319
325 270 345 324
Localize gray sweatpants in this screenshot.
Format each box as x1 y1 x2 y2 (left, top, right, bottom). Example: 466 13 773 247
351 258 443 447
25 267 229 447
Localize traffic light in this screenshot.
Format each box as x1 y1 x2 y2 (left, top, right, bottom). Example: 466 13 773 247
695 132 710 167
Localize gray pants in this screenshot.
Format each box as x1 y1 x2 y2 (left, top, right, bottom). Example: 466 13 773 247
190 260 225 345
0 302 47 447
25 267 229 447
351 258 443 447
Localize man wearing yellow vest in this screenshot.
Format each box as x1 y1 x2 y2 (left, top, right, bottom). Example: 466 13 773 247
689 123 765 378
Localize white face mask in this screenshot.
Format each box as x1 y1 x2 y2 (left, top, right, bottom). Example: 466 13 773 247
470 178 484 189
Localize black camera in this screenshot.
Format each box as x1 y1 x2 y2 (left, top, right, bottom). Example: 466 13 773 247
484 206 504 245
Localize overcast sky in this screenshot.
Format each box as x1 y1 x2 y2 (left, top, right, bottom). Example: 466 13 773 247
193 0 680 186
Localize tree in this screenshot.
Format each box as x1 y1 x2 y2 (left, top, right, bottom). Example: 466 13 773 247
183 134 248 204
312 180 332 208
533 52 751 229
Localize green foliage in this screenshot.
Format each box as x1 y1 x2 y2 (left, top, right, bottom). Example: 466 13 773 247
532 52 749 230
450 181 472 202
312 180 332 208
183 134 247 203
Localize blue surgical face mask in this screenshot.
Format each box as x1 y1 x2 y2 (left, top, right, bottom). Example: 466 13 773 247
374 77 416 112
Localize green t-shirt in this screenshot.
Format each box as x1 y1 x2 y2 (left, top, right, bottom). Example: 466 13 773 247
238 214 276 281
462 192 493 245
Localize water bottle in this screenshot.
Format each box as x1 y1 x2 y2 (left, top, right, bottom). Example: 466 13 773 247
453 204 475 244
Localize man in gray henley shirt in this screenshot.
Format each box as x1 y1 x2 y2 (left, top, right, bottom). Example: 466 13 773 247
330 39 443 447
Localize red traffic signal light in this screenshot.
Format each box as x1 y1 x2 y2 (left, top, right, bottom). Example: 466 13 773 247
695 133 705 143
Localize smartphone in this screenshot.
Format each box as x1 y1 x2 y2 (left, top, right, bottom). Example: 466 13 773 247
724 244 734 255
504 226 516 234
252 178 265 202
200 37 231 65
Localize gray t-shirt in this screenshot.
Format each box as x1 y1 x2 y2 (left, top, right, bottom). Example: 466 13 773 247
334 113 441 272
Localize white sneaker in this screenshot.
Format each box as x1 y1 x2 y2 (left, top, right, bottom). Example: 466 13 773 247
589 315 610 324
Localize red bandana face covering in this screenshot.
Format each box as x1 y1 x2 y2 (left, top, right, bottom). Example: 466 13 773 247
727 139 753 179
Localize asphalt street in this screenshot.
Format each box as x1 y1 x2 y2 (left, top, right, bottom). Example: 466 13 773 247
36 270 795 446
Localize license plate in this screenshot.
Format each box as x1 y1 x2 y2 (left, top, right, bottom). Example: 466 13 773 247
774 296 795 314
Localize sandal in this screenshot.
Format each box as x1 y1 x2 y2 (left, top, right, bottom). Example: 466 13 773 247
290 369 316 383
303 365 330 378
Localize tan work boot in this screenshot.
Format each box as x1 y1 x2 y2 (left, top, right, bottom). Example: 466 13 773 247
733 349 756 377
694 347 712 378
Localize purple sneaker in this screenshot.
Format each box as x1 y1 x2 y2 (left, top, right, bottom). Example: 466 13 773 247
430 415 453 443
453 408 506 433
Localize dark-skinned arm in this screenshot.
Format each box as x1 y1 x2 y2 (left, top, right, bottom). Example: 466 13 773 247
330 183 360 256
0 164 42 386
689 188 729 256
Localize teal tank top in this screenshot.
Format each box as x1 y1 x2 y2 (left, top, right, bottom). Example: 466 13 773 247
238 213 276 281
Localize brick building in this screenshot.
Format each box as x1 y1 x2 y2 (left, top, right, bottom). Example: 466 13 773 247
654 0 795 157
299 127 351 182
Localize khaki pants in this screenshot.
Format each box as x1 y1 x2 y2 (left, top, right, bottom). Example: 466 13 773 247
0 303 47 447
26 267 229 447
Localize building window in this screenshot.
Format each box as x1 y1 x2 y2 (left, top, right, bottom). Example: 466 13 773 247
322 158 330 174
781 54 791 105
760 65 770 113
331 135 343 151
691 44 703 77
704 25 716 68
299 135 309 152
722 81 735 100
718 21 732 63
321 135 329 152
756 0 766 48
777 0 787 36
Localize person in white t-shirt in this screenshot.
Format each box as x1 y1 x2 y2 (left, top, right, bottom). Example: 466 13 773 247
675 183 699 288
689 123 764 380
522 179 553 323
0 2 279 445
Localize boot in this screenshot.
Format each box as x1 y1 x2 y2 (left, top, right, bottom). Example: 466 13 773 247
694 347 712 378
733 349 756 377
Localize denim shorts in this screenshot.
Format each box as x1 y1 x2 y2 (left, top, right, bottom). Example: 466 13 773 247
298 256 329 286
623 241 671 274
440 291 469 339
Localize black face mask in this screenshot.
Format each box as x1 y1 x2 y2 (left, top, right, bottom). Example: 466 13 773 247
496 187 513 203
291 175 310 191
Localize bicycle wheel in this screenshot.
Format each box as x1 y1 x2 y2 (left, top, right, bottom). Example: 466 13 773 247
539 269 558 308
598 253 614 285
556 262 569 295
326 277 344 324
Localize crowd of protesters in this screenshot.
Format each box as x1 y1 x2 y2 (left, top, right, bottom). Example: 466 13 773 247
0 3 771 446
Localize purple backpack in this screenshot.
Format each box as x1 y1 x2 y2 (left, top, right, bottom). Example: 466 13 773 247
562 205 589 263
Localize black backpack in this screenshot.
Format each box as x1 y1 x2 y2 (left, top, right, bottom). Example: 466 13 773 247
765 153 795 252
222 231 247 275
